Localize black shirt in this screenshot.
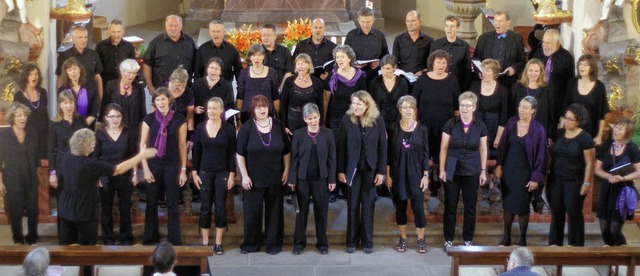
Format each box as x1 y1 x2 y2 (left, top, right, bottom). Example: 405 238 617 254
442 117 488 176
280 75 325 130
14 88 49 159
345 28 389 62
474 30 525 86
56 86 100 120
563 80 608 137
324 71 368 122
0 127 38 184
170 88 195 119
236 118 291 187
47 117 87 171
94 126 137 164
192 121 237 173
430 37 472 91
293 37 337 75
143 112 187 165
194 40 243 82
551 129 594 181
144 32 197 88
192 77 235 126
263 44 294 85
392 31 433 74
369 76 409 130
59 153 115 222
533 46 575 122
102 79 147 132
56 47 103 88
95 38 136 83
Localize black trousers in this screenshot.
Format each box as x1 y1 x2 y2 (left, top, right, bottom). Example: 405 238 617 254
396 198 426 228
294 178 329 250
328 116 347 197
443 174 479 242
347 170 376 248
59 218 98 245
198 171 228 229
6 176 38 244
241 183 284 253
548 178 585 246
99 174 133 245
144 162 182 245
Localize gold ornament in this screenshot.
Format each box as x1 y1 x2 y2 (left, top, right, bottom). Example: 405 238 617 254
1 82 16 103
50 0 91 21
3 56 23 76
608 83 623 110
604 57 623 75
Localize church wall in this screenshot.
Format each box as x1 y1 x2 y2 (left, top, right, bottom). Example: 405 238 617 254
93 0 190 27
382 0 415 22
417 0 447 31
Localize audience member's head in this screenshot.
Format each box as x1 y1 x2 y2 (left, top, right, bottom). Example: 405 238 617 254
152 242 177 274
506 247 535 271
22 247 50 276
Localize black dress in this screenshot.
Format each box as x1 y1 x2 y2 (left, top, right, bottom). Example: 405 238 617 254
389 122 430 201
369 76 409 134
511 83 556 139
192 77 235 126
324 71 368 130
280 75 324 132
502 126 532 215
596 140 640 222
412 73 460 163
13 88 49 160
564 80 608 138
470 81 508 157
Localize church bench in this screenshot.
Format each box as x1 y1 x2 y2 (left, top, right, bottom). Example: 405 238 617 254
446 245 640 276
0 245 211 275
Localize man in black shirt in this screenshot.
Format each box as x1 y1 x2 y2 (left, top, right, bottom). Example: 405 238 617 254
533 29 575 124
474 11 525 89
143 15 197 95
344 7 389 87
56 26 104 100
393 10 433 76
194 20 243 83
293 18 337 80
430 15 472 91
261 23 294 90
95 19 136 85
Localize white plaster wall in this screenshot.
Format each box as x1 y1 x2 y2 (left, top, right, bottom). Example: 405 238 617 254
418 0 448 30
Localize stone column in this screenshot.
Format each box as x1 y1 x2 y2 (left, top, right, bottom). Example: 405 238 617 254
444 0 486 46
184 0 225 35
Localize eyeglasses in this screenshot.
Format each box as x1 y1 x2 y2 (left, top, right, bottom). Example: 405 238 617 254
459 104 474 109
563 116 577 122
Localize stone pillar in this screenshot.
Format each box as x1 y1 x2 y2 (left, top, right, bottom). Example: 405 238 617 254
444 0 486 46
184 0 225 35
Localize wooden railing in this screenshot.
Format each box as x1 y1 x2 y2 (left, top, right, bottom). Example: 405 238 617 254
446 245 640 276
0 245 212 275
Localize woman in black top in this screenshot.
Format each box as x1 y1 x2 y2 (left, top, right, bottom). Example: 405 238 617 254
193 57 235 126
192 97 236 255
57 57 99 127
324 45 367 201
563 54 608 145
337 91 387 254
469 59 508 157
236 94 291 255
440 92 488 248
48 91 87 189
101 59 146 137
236 44 280 126
412 50 461 166
13 63 48 160
387 96 429 253
548 104 595 246
370 54 409 144
594 117 640 246
511 58 556 142
140 87 188 245
58 129 156 245
167 65 195 147
0 103 38 244
288 103 336 255
94 104 138 245
281 53 325 135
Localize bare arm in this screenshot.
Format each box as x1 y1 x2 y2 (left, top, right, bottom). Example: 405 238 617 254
439 132 451 182
187 105 195 131
581 148 596 195
94 74 103 102
479 136 488 185
323 90 331 126
143 64 155 95
178 123 188 186
113 148 157 175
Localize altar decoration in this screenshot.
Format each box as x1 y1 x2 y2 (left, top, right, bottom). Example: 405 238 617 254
281 18 311 51
227 24 261 58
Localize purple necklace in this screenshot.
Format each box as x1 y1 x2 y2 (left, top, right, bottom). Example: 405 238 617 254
24 90 40 109
401 120 416 149
254 119 272 147
307 127 319 144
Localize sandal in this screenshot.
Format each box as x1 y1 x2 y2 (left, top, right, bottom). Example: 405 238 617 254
214 244 224 255
396 238 407 253
417 239 428 254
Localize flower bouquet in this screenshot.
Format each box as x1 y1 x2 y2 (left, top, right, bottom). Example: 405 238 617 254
227 24 262 58
282 18 311 52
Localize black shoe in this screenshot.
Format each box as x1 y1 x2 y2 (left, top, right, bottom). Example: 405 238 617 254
328 194 336 203
214 244 224 255
267 249 280 255
364 247 373 254
286 195 293 205
293 247 302 255
319 247 329 254
240 249 249 254
346 247 355 253
499 237 511 246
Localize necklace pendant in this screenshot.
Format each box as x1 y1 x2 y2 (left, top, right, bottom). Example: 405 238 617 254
402 139 411 149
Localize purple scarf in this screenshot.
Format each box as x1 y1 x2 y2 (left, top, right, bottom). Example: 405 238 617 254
68 88 89 116
328 67 365 93
153 109 174 157
617 186 637 218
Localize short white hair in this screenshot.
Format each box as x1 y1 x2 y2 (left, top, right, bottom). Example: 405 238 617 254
119 59 140 73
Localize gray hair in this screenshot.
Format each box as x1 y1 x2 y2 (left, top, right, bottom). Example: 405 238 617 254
458 91 478 106
295 53 315 74
69 128 95 156
247 44 266 59
509 247 535 267
166 14 182 24
302 103 320 119
119 59 140 73
396 95 417 110
208 19 223 28
407 10 421 20
380 54 398 68
169 65 189 83
544 29 561 44
521 95 538 110
358 7 374 17
333 45 356 67
6 102 31 125
207 97 225 113
22 247 49 276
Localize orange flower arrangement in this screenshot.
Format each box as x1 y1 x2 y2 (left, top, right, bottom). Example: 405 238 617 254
282 18 311 51
227 24 261 57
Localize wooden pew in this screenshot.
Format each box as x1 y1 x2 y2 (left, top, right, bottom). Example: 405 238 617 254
446 246 640 276
0 245 212 275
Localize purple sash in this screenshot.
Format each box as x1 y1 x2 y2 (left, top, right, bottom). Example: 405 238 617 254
153 109 175 157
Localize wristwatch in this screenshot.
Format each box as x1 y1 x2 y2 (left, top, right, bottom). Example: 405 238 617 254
583 182 591 187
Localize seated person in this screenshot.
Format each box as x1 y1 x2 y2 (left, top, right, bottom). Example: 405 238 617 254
152 242 177 276
499 247 540 276
22 247 49 276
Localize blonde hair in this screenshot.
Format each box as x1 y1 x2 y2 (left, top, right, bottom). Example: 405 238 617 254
518 59 547 88
53 91 77 122
482 59 501 80
346 90 380 128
